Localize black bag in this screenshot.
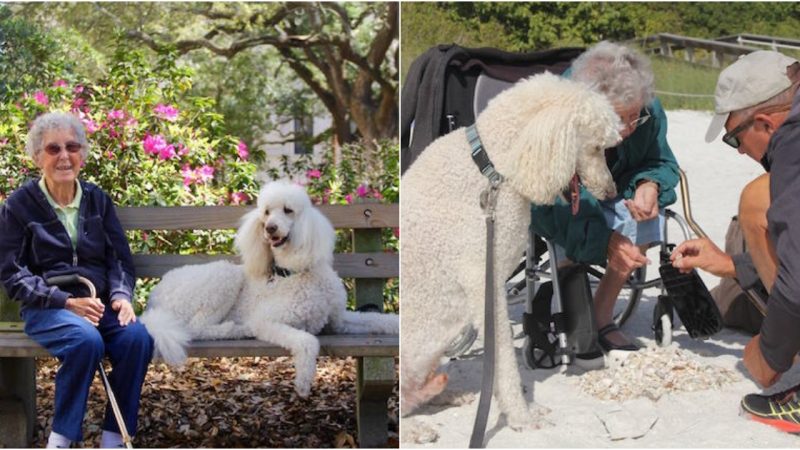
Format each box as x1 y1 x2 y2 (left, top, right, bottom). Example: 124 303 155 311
523 264 598 368
401 44 583 174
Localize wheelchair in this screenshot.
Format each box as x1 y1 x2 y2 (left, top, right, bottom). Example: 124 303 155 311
446 168 714 365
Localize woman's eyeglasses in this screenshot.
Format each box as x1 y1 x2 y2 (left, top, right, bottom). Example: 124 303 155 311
43 142 82 156
628 109 651 129
722 103 792 149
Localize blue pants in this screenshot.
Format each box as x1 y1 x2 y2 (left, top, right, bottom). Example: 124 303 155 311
22 306 153 442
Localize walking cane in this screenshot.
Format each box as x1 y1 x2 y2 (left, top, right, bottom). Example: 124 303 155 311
47 275 134 449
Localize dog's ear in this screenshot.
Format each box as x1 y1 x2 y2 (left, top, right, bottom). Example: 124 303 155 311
502 103 581 205
235 207 273 279
287 205 335 269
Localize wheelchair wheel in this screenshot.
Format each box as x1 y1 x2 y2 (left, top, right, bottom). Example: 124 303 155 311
612 265 647 327
653 296 674 346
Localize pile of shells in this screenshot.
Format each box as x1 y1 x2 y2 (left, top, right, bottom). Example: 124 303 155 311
578 346 741 402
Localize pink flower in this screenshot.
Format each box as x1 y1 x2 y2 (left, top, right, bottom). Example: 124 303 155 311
53 79 68 88
237 140 249 160
153 104 179 122
345 194 353 204
393 228 399 238
33 91 48 106
177 144 190 156
372 189 383 200
197 165 215 183
125 117 138 128
0 138 7 146
83 119 100 134
107 110 125 121
73 85 84 94
356 184 369 198
307 169 321 179
158 144 177 160
180 164 195 187
230 192 249 205
142 134 167 156
71 97 86 111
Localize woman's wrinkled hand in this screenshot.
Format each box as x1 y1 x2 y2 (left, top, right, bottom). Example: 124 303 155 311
625 181 659 222
111 299 136 327
607 231 649 273
65 297 105 326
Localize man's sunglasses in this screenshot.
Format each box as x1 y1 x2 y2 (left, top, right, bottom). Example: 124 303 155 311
44 142 82 155
722 103 793 149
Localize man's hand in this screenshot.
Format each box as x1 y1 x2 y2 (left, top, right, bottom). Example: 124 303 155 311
65 297 105 326
670 238 736 277
744 334 781 388
111 299 136 326
624 181 659 221
607 231 649 273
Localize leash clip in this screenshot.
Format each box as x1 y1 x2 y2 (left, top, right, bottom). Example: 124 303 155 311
480 183 500 219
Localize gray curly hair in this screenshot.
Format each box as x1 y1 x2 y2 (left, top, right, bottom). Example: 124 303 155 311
25 112 90 161
571 41 655 108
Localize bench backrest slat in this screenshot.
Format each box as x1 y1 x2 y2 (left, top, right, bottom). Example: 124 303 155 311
132 252 398 278
116 204 399 230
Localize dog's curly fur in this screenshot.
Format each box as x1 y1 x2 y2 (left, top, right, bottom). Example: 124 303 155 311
400 73 621 428
141 181 399 397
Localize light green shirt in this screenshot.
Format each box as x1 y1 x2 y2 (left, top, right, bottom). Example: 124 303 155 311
38 178 82 249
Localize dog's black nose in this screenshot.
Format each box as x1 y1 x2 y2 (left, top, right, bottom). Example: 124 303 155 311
266 225 277 235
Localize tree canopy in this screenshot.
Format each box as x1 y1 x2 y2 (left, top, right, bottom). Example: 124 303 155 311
12 2 398 147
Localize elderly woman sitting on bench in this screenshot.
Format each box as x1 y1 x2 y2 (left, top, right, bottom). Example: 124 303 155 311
0 112 153 448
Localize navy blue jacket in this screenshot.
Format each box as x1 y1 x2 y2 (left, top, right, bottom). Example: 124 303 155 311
759 91 800 373
0 179 135 312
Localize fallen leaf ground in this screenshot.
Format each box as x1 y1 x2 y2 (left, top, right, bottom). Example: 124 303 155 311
32 357 399 448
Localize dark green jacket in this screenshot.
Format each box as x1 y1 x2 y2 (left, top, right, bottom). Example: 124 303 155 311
530 97 679 265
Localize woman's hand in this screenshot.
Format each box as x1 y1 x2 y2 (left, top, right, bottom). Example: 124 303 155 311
607 231 649 273
65 297 105 326
111 299 136 326
625 181 659 221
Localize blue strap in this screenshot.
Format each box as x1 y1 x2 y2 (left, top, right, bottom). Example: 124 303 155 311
466 124 503 186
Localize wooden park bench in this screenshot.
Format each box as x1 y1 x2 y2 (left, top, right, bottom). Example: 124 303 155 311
0 202 399 448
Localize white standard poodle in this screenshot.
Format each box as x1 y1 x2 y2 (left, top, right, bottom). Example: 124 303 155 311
401 72 622 428
141 180 399 397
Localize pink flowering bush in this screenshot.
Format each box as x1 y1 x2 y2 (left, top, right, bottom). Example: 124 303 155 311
0 46 264 308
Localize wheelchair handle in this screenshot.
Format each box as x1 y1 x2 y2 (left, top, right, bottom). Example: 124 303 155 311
677 168 708 239
45 275 97 299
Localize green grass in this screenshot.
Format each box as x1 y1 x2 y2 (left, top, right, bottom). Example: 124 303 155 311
650 55 721 111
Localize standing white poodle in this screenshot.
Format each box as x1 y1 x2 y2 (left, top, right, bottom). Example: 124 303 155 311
401 73 621 427
141 180 399 397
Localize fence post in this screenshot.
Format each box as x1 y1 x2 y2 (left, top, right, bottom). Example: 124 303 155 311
0 288 36 448
352 201 395 447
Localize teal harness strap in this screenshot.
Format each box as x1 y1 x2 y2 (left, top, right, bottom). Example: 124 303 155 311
466 124 504 186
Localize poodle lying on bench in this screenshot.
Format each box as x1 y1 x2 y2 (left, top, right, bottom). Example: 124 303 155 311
142 181 398 397
400 73 621 428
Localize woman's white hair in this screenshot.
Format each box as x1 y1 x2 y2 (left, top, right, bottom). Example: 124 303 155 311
571 41 655 108
25 112 90 160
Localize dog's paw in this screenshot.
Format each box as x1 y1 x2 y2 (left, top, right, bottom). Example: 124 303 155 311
400 418 439 444
505 404 552 432
294 379 312 398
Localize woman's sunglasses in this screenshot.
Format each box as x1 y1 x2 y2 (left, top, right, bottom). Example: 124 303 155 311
43 142 82 155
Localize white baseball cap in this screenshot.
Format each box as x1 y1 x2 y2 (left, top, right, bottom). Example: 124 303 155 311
705 50 799 143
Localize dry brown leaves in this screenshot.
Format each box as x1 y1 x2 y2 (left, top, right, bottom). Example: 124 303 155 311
32 356 399 448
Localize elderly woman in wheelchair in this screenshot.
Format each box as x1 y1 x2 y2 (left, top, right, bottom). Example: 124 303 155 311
529 41 680 360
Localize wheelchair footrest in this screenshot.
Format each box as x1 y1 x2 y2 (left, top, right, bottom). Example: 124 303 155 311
658 261 723 339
